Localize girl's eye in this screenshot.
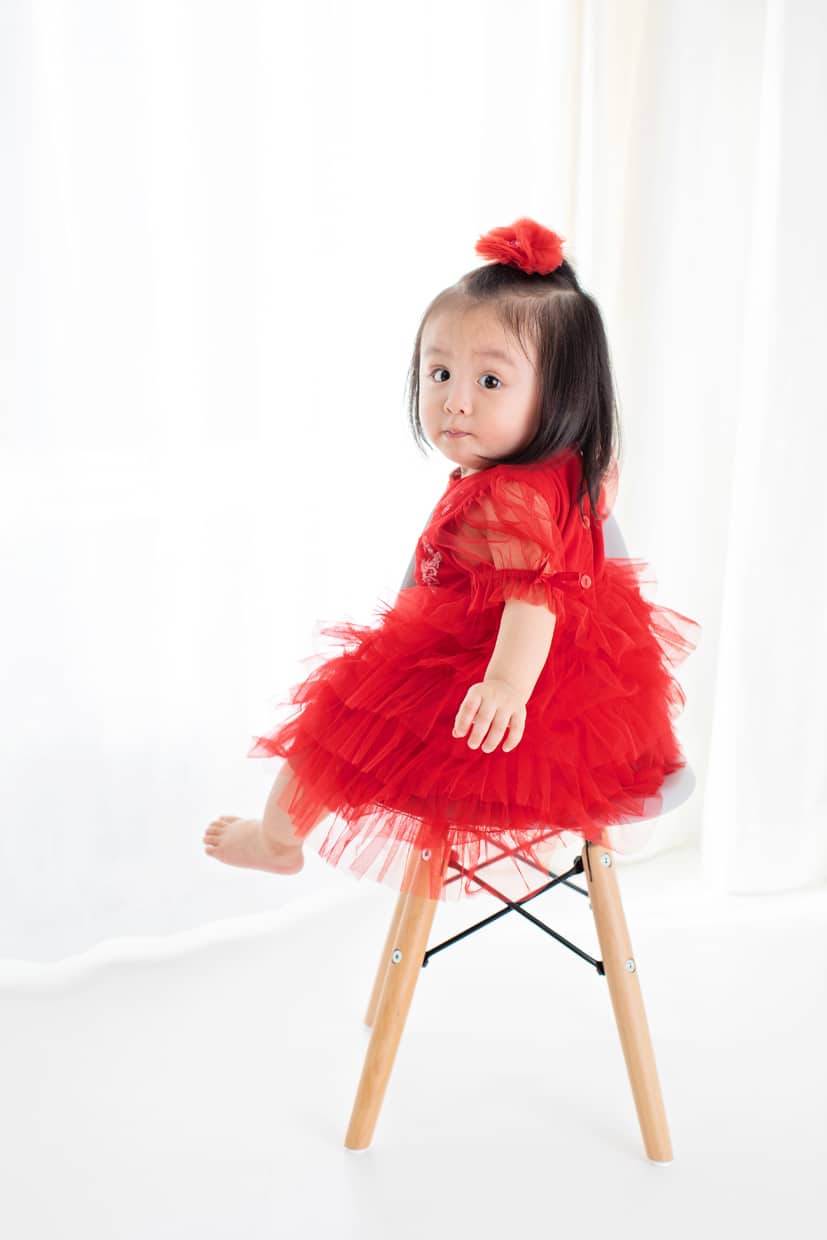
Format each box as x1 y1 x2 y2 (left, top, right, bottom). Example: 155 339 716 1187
427 367 501 390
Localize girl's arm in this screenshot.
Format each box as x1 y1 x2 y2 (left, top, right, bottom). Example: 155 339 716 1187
483 598 557 704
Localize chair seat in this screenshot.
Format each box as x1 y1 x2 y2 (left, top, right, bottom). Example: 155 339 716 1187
611 763 696 824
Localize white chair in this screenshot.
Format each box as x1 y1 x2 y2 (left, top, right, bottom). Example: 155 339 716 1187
344 508 694 1161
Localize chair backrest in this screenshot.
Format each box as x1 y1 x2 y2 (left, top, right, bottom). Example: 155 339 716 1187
399 549 418 593
601 513 628 560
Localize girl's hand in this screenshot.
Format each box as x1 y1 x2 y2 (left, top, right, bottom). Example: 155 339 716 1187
452 679 527 753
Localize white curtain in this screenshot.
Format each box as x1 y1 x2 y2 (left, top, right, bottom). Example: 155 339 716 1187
2 0 823 965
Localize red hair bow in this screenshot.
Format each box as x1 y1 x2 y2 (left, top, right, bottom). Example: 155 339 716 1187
475 217 566 275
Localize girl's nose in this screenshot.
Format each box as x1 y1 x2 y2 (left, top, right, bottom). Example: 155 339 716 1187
444 382 473 416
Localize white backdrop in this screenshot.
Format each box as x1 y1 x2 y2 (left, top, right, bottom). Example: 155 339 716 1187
1 0 824 964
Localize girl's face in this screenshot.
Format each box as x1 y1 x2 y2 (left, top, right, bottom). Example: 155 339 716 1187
419 303 541 476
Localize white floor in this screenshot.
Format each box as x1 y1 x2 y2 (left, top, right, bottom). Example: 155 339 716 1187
2 843 825 1240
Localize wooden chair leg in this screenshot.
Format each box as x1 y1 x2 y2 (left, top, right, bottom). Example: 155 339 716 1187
345 841 449 1150
581 840 674 1163
363 885 409 1028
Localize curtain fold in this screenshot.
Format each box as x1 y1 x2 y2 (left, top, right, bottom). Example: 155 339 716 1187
2 0 823 963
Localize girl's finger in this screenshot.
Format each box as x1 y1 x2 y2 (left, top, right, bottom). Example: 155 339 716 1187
467 707 500 749
453 690 481 735
466 722 491 747
502 717 525 752
481 728 506 753
481 710 512 753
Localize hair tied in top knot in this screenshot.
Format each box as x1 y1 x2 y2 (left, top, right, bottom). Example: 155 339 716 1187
474 217 566 275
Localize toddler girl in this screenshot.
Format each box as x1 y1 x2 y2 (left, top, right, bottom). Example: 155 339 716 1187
203 218 700 901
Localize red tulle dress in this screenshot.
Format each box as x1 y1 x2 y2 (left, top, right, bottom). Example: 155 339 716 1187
248 447 700 901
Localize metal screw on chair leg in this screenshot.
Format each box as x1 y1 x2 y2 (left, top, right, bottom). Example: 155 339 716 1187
625 959 636 972
421 848 431 860
600 852 612 867
391 949 402 963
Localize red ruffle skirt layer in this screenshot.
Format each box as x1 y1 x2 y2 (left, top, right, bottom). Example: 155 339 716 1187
248 559 699 901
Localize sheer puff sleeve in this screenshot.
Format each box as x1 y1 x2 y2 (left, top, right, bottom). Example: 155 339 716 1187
441 468 581 619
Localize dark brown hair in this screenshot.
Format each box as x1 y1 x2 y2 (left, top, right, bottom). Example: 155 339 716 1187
404 257 621 523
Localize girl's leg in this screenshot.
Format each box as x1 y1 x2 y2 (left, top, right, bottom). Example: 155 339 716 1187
260 759 331 849
203 760 331 875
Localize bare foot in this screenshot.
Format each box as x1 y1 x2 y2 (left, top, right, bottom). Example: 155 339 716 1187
203 815 304 875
